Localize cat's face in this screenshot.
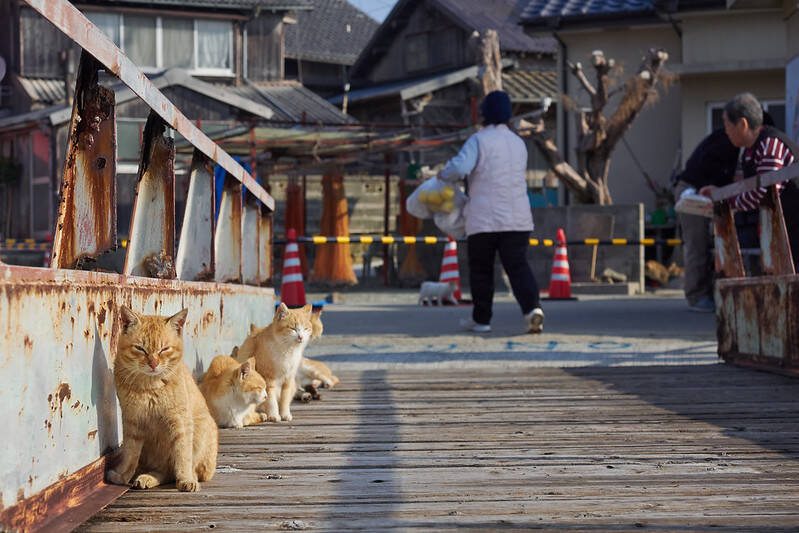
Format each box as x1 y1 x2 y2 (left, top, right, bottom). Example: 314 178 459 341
116 306 187 378
273 303 312 345
238 358 267 404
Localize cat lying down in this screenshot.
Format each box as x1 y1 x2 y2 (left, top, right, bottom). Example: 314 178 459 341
418 280 459 306
200 355 268 428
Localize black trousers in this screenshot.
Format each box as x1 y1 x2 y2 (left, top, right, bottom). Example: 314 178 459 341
467 231 540 325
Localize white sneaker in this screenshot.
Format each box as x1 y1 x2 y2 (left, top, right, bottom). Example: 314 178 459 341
524 308 545 333
459 318 491 333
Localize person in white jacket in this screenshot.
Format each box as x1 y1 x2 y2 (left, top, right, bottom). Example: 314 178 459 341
437 90 544 333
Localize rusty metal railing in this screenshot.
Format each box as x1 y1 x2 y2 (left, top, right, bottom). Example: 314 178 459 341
710 164 799 375
23 0 274 285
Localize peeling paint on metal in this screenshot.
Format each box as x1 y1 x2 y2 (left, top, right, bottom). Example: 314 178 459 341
0 264 274 511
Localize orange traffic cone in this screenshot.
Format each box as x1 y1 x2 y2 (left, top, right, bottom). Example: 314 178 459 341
546 228 574 300
280 228 306 307
439 236 462 302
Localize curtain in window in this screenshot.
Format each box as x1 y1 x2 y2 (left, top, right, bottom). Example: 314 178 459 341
197 19 231 70
162 17 194 69
124 15 157 68
86 12 120 46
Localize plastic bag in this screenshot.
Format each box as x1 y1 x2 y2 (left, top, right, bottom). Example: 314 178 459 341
406 177 462 219
433 185 468 239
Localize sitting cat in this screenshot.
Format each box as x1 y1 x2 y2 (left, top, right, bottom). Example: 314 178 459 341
234 303 312 422
418 280 459 306
200 355 268 428
107 306 217 492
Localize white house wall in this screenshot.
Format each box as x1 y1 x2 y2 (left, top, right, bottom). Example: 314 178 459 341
681 10 785 67
557 26 682 210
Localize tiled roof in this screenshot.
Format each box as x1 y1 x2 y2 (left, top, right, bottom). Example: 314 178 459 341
502 69 558 103
232 81 356 123
520 0 727 24
16 76 65 106
522 0 655 20
284 0 379 65
433 0 557 53
80 0 312 10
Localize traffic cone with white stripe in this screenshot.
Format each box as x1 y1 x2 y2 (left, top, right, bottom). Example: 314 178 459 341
439 236 462 302
546 228 572 299
280 228 306 307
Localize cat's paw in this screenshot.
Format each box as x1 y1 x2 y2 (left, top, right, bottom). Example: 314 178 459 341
280 412 293 422
266 414 281 422
298 391 312 403
106 469 129 486
258 412 269 422
176 478 200 492
132 474 160 489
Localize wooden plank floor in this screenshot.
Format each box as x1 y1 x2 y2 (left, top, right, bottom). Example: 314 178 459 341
79 364 799 531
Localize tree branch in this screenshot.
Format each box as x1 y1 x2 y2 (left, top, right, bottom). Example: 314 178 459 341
568 60 596 97
604 48 669 151
530 121 598 203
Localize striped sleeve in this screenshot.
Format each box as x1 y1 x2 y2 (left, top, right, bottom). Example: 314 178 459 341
731 137 794 211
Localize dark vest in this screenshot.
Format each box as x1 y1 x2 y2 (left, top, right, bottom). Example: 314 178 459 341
742 126 799 232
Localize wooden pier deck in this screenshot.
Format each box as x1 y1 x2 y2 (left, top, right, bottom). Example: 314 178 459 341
80 364 799 531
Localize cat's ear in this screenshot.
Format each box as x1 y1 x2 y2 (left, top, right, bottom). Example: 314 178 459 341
275 302 289 321
167 308 189 334
119 305 140 333
239 359 251 379
302 303 313 317
312 307 323 317
249 323 257 334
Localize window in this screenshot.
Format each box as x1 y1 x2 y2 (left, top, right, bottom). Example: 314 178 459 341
85 11 233 75
707 100 786 133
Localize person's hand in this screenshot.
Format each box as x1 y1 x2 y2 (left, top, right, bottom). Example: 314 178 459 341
699 185 717 199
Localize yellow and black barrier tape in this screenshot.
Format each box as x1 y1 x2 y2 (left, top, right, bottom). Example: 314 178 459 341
276 235 683 246
0 239 50 251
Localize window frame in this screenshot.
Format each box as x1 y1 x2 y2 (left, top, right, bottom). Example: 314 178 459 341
706 99 786 134
85 11 235 77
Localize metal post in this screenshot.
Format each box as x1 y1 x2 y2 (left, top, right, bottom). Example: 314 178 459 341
241 193 260 286
383 152 391 286
214 177 243 283
124 111 175 278
176 148 214 281
51 51 117 269
713 201 745 279
258 208 273 287
759 185 795 275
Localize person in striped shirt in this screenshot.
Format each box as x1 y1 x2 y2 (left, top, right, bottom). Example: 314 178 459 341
700 93 799 269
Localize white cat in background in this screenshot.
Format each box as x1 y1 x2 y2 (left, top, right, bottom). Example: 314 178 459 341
418 281 459 306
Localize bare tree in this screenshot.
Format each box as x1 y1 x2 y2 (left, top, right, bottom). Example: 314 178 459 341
531 48 671 205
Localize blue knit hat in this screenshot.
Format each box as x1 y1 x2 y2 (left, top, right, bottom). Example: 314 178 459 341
481 90 512 124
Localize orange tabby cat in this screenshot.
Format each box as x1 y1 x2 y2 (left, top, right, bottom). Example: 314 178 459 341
107 306 217 492
235 303 312 422
200 355 268 428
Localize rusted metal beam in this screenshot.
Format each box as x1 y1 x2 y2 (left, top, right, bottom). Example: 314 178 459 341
51 51 116 269
22 0 273 212
215 178 243 283
712 201 745 279
176 149 215 281
258 210 273 287
759 185 795 276
712 164 799 201
241 194 260 286
124 112 176 278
